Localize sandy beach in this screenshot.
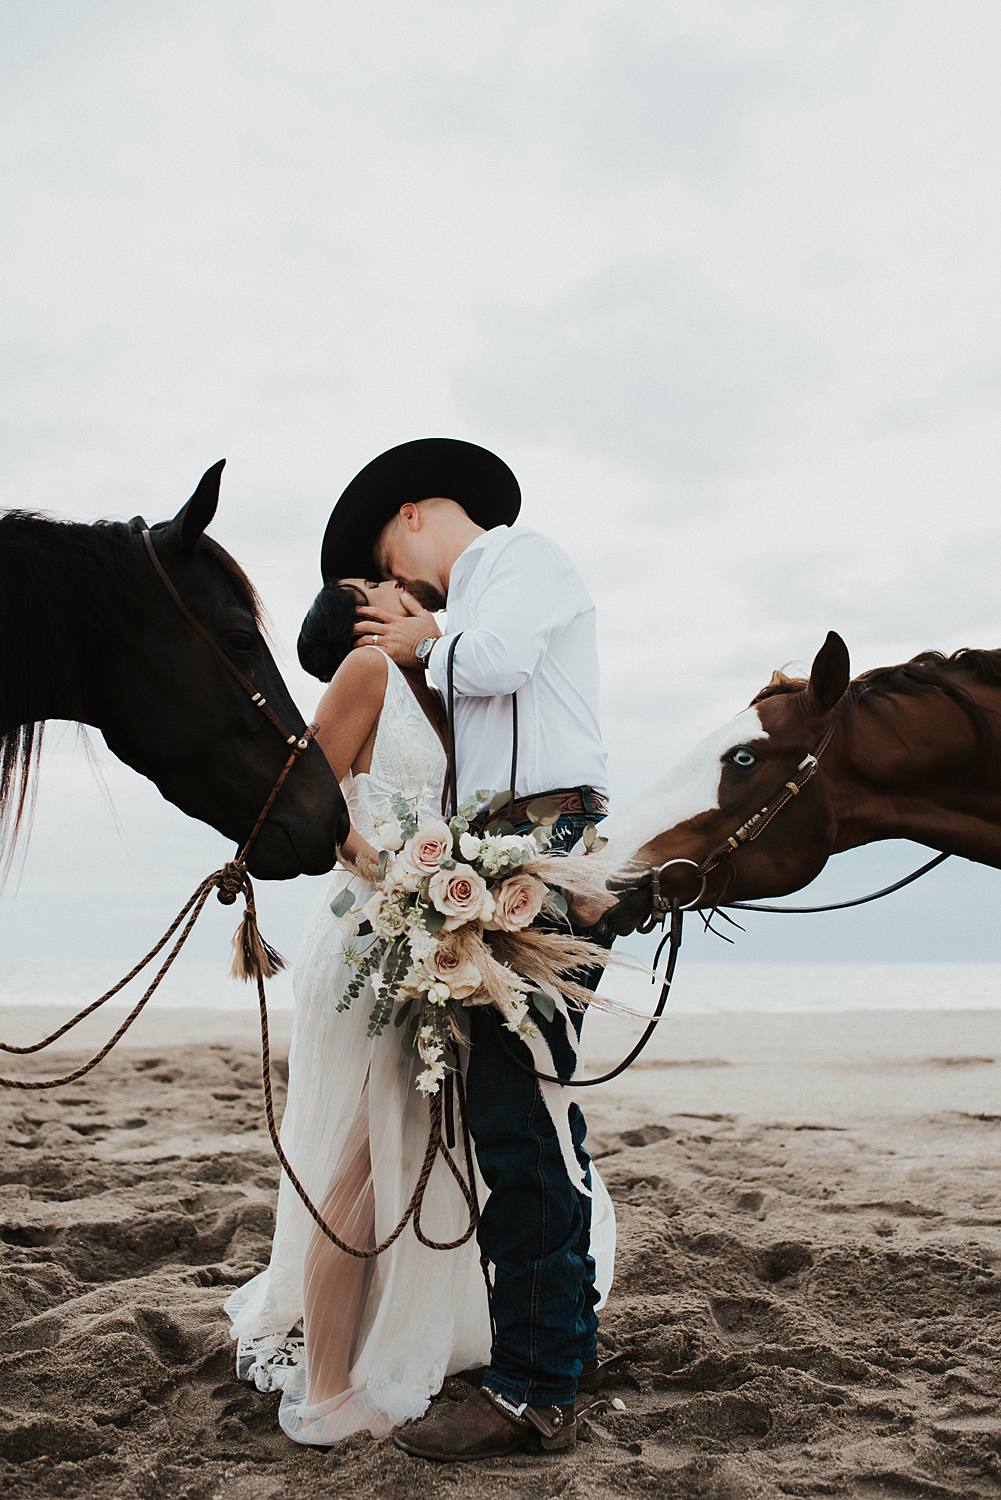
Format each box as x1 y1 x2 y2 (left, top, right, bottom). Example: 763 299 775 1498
1 998 999 1499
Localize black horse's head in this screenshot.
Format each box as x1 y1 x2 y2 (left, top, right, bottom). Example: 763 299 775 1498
96 462 348 878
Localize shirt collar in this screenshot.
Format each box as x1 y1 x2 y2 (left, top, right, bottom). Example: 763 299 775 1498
447 526 507 594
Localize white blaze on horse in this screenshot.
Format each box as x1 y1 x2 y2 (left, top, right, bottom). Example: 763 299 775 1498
594 632 1001 936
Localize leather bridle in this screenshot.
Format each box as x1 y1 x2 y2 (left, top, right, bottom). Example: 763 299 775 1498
130 519 318 866
636 719 838 929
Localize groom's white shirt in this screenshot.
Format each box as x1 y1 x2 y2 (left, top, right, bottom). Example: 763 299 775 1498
425 525 609 804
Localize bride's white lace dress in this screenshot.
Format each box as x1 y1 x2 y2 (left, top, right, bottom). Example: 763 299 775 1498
224 649 616 1444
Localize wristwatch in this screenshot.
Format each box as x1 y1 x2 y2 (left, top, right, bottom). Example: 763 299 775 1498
415 635 438 665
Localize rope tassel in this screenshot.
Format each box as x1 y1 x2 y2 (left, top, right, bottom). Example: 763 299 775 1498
230 904 286 982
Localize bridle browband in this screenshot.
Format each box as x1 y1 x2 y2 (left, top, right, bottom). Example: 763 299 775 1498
129 519 318 866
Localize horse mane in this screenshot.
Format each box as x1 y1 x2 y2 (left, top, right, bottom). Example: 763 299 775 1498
753 647 1001 744
0 510 264 874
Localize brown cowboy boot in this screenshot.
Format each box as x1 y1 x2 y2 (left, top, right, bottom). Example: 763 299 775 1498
392 1386 576 1462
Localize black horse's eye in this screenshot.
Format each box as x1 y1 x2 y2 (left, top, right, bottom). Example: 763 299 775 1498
727 747 757 769
226 631 258 654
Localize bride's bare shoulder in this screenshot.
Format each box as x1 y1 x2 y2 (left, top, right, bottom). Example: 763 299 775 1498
315 646 388 714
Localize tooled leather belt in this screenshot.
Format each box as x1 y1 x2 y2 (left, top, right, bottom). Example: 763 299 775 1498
505 785 609 826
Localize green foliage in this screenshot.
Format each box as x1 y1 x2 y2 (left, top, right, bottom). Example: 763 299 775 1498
526 796 564 827
529 991 556 1022
337 937 385 1012
402 1012 420 1056
583 823 608 853
330 888 356 918
367 937 409 1037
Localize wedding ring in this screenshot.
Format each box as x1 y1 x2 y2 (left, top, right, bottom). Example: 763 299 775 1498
370 634 377 644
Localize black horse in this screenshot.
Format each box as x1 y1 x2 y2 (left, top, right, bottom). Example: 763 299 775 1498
0 461 348 880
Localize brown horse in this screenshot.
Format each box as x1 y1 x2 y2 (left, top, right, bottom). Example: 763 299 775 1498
596 632 1001 934
1 462 348 881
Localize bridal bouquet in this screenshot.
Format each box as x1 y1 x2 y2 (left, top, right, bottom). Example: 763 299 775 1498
329 790 612 1097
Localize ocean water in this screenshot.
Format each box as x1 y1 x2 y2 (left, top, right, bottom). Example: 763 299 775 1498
2 956 999 1019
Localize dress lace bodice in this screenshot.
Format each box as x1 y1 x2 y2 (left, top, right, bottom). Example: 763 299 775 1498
343 648 448 841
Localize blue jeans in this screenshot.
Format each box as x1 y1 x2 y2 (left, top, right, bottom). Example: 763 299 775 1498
466 809 612 1407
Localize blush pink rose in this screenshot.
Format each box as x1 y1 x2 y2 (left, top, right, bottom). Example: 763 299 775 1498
399 819 453 879
485 871 548 932
425 934 483 1000
428 863 495 930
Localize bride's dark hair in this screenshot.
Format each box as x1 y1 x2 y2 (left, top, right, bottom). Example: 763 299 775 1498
297 581 367 682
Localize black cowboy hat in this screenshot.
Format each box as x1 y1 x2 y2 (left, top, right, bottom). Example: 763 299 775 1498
320 436 521 581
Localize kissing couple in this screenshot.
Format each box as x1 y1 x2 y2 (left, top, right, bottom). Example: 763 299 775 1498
225 437 618 1461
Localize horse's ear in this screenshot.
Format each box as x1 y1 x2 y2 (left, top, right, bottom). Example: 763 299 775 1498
804 631 850 714
168 459 226 553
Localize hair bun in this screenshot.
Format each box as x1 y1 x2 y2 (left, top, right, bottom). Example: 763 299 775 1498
297 582 364 682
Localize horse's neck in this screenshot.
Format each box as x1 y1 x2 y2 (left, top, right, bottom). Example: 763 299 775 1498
828 682 1001 868
0 515 117 731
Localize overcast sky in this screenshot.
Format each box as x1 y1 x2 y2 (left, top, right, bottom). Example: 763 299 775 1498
2 0 1000 979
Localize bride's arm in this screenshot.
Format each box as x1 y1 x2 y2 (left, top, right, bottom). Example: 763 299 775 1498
312 650 388 874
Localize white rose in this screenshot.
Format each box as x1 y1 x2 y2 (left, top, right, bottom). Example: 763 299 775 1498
459 831 483 861
373 811 405 852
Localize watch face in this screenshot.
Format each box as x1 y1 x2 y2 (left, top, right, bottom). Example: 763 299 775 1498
417 636 435 661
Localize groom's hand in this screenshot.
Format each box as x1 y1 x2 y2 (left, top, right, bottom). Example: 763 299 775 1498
352 590 441 666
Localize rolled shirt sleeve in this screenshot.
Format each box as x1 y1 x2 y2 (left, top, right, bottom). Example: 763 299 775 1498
426 532 580 699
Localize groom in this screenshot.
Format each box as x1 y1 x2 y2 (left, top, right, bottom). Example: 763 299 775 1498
322 436 613 1460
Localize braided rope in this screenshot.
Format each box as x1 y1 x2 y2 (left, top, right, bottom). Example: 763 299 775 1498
0 863 481 1260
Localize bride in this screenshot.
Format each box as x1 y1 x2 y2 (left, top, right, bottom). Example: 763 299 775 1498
224 574 615 1446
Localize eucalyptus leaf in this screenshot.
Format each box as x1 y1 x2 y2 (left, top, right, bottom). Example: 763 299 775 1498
547 891 569 918
530 991 556 1023
402 1015 419 1056
441 1047 458 1068
527 797 564 826
394 998 414 1028
485 818 515 836
424 909 446 934
378 849 390 879
330 889 356 918
582 822 609 854
488 789 514 813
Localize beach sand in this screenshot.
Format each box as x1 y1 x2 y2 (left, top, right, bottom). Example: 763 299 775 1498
1 999 999 1498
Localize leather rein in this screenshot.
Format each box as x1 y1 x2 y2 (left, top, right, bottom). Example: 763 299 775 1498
504 714 950 1089
1 523 486 1266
